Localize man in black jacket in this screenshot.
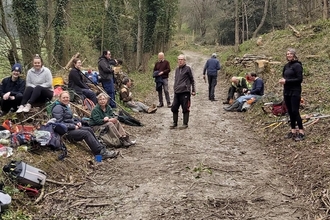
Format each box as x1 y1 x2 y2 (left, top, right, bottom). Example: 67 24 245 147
98 50 118 108
0 63 25 115
170 54 196 129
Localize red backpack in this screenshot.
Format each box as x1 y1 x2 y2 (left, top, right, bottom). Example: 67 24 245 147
271 101 287 116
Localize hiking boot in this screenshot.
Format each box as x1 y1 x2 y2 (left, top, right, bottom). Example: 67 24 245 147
167 103 172 108
124 136 136 145
210 99 218 102
179 124 188 130
147 106 157 114
99 148 119 159
120 137 132 148
223 101 230 104
22 103 32 113
16 105 24 113
294 133 305 141
169 123 177 129
223 101 240 111
285 132 296 139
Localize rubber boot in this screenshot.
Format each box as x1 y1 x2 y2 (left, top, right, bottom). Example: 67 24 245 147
179 112 189 129
223 100 240 111
170 112 178 129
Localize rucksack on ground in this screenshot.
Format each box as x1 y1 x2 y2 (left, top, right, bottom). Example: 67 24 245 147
35 123 68 160
3 160 47 189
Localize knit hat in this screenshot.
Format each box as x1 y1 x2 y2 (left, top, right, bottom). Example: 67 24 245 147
212 53 217 58
12 63 22 73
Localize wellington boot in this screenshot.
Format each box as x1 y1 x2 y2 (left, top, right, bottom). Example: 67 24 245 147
223 101 240 111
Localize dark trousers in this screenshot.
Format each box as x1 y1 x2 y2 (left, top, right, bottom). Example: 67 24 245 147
82 89 97 104
207 75 217 100
21 86 53 105
227 86 244 101
1 94 23 112
171 92 191 114
157 78 171 105
284 95 303 130
66 127 103 155
102 80 116 108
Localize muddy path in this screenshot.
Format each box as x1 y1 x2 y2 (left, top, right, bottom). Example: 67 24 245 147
39 51 306 219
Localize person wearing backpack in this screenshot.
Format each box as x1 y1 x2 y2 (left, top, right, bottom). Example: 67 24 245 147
52 91 118 159
90 93 134 148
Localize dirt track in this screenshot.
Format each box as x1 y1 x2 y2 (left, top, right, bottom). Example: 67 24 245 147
38 51 307 219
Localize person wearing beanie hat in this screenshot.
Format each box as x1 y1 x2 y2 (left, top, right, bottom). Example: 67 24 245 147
11 63 22 73
0 63 25 115
279 48 304 141
203 53 221 101
16 54 53 113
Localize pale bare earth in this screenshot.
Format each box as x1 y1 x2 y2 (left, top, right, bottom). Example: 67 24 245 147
41 51 305 220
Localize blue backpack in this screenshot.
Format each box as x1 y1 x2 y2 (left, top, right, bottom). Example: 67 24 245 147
36 123 67 160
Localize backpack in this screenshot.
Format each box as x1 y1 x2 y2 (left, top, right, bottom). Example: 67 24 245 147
271 101 287 116
36 123 68 160
96 125 122 148
83 98 95 112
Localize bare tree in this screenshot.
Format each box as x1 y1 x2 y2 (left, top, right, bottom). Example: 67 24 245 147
234 0 239 52
252 0 269 38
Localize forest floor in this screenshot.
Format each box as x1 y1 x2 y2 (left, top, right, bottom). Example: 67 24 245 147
28 50 312 220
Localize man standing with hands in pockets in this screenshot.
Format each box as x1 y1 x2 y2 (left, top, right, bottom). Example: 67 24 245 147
170 54 196 130
203 53 221 101
153 52 171 108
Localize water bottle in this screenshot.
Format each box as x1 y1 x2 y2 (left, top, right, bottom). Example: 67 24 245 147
0 130 11 139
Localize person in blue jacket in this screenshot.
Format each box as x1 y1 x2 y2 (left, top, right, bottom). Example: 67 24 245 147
203 53 221 101
0 63 25 115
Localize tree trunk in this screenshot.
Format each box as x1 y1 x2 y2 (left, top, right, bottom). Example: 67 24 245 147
0 0 20 65
12 0 41 68
234 0 239 52
41 0 54 66
136 0 142 70
253 0 269 38
323 0 328 19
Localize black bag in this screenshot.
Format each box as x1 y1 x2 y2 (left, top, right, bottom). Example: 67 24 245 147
3 161 47 189
117 110 143 126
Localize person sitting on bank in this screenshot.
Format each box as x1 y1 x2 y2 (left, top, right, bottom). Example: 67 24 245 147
223 76 248 104
120 77 157 114
68 58 97 104
52 91 118 159
224 72 264 112
16 54 53 113
0 63 25 115
90 93 134 148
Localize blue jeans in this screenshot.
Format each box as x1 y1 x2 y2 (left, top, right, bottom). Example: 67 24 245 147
82 89 97 104
102 80 116 108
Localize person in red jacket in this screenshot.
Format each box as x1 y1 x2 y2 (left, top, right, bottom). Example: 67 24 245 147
153 52 171 108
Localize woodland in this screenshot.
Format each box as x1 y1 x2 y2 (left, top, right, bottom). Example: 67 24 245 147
0 0 328 73
1 0 330 219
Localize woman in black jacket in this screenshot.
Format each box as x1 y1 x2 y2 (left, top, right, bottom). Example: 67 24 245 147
279 48 304 141
68 58 97 104
52 91 118 159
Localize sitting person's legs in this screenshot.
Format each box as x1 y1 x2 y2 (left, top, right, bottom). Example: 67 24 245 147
82 89 97 104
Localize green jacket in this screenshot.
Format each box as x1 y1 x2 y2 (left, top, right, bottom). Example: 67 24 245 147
90 104 114 126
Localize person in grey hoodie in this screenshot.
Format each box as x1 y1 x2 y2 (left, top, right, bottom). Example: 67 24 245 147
16 55 53 113
203 53 221 101
170 54 196 129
